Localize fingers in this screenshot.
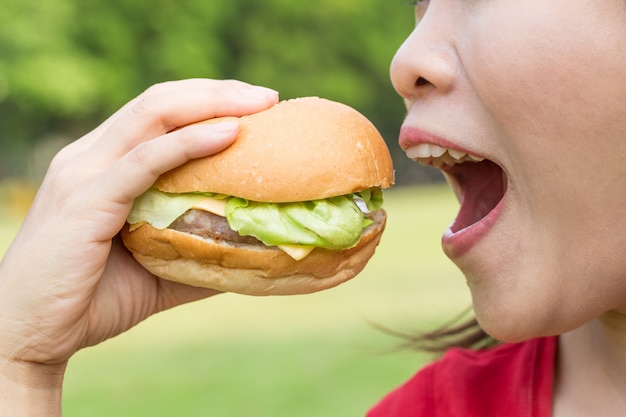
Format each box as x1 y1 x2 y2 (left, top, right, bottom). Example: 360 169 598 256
90 79 278 161
97 120 241 208
53 79 277 166
52 78 277 206
34 78 278 240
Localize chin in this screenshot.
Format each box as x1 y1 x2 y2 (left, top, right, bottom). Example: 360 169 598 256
465 264 598 343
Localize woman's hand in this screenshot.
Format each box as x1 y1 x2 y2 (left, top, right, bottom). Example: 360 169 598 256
0 79 278 415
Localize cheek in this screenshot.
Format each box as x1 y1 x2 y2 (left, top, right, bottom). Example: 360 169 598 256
461 5 626 204
454 5 626 337
464 3 626 134
462 16 585 139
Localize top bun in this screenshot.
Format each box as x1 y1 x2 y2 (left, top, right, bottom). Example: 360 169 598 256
154 97 394 202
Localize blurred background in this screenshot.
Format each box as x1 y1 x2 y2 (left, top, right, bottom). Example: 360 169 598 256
0 1 472 415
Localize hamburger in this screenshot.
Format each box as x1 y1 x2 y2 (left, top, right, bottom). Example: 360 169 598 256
121 97 394 296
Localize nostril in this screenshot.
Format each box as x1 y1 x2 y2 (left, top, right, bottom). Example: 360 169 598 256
415 77 431 87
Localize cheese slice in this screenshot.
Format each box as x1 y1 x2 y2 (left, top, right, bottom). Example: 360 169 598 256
277 244 315 261
191 196 314 261
192 197 228 217
128 221 147 232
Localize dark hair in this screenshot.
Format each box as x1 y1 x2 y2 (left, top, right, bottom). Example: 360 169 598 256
377 308 499 354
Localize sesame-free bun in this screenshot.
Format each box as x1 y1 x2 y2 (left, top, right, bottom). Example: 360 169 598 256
121 97 394 295
154 97 394 202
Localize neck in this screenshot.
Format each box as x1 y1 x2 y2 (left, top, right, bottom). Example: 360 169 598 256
553 313 626 417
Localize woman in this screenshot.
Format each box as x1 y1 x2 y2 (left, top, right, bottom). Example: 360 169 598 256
371 1 626 416
1 0 625 415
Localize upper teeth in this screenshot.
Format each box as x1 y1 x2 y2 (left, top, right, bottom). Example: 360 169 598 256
405 143 484 168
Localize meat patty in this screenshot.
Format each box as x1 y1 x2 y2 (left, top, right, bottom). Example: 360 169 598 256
169 208 377 247
169 209 263 245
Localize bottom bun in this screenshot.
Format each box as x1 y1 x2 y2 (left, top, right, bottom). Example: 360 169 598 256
121 210 386 296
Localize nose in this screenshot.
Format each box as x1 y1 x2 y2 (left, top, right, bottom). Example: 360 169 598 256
390 8 459 101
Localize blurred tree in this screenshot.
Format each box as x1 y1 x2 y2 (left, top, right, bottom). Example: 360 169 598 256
0 0 439 183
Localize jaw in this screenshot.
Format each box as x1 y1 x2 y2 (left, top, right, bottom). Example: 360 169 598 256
407 147 580 341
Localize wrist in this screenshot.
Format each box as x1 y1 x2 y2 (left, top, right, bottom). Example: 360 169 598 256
0 358 66 417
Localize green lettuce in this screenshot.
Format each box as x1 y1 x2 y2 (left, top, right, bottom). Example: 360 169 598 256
128 188 383 250
127 189 207 229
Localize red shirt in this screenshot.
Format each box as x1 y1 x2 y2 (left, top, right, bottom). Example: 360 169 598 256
367 336 557 417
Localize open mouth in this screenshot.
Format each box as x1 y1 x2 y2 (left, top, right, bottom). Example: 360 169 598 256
406 144 507 234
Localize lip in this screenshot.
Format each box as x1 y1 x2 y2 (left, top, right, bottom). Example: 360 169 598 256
399 126 477 156
441 178 506 259
399 125 505 259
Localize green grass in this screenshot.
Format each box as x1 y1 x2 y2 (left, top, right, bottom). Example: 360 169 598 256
1 184 472 416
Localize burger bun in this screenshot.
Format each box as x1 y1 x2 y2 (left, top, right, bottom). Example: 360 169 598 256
121 97 394 296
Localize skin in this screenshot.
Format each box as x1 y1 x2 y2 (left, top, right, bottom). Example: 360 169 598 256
391 0 626 414
0 79 278 416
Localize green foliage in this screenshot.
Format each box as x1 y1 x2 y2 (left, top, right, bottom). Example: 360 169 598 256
0 0 416 178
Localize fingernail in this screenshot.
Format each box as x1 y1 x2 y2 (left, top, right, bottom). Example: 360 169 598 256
241 86 279 99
